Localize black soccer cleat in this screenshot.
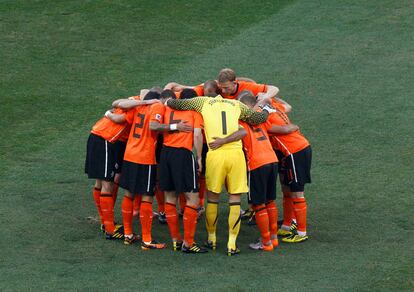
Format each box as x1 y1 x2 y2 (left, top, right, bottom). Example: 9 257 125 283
182 243 208 254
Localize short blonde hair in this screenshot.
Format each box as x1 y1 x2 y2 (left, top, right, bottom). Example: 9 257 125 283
218 68 236 83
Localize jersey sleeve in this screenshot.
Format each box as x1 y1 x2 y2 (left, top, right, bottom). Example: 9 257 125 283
124 108 136 124
245 82 268 96
193 112 203 129
238 102 269 125
193 85 204 96
167 97 207 112
149 103 165 123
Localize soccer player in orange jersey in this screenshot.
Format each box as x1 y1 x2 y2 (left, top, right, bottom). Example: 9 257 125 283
265 99 312 243
107 90 192 249
159 88 207 253
237 91 299 250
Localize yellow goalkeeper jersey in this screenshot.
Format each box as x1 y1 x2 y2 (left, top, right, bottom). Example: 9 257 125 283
167 95 268 150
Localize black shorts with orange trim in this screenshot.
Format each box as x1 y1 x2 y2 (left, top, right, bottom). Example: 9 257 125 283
274 150 284 173
113 140 126 174
281 146 312 192
159 146 199 193
248 162 278 205
119 161 157 195
85 133 116 181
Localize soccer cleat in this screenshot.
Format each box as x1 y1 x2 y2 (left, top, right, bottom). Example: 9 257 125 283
277 228 292 237
105 224 124 240
204 240 217 250
172 240 183 251
241 209 254 220
290 221 298 233
282 234 308 243
158 212 167 224
124 234 140 245
141 240 167 250
249 240 274 251
227 247 241 256
182 243 208 254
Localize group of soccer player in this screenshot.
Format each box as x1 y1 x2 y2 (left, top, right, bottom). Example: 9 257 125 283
85 68 312 256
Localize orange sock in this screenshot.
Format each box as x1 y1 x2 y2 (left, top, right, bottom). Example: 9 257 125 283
282 192 293 227
140 201 153 243
165 202 181 241
155 188 165 214
183 205 198 246
293 197 307 235
112 183 119 207
199 177 206 208
92 187 104 224
266 200 278 236
179 193 186 213
133 196 141 217
100 192 114 234
253 204 271 244
122 196 134 236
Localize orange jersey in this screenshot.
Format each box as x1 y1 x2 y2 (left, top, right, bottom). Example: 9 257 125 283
221 81 268 100
265 104 309 156
193 85 204 96
163 107 203 151
240 121 278 171
123 103 166 165
119 95 140 142
91 107 128 143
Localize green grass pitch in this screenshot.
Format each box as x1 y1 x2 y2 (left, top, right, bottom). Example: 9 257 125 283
1 0 413 290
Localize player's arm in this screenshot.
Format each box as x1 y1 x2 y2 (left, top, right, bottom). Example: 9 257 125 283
256 85 279 102
193 128 203 173
105 110 126 124
273 97 292 113
166 97 206 112
268 124 299 135
149 120 193 132
208 127 247 150
239 102 270 125
164 82 195 91
117 99 161 110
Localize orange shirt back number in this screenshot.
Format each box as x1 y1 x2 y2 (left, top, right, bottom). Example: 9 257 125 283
133 113 145 138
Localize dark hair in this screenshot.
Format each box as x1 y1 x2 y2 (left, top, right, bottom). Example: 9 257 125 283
160 89 177 100
180 88 198 99
218 68 236 83
237 90 256 106
143 91 161 100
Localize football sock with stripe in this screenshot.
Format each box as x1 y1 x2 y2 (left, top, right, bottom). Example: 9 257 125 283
155 188 165 214
228 202 241 250
293 197 307 236
282 192 293 229
111 182 119 207
140 201 154 243
92 187 104 224
266 200 278 236
165 202 182 241
183 204 198 246
179 193 186 213
100 192 115 234
198 177 206 209
133 195 141 217
253 204 271 245
205 201 218 243
122 196 134 236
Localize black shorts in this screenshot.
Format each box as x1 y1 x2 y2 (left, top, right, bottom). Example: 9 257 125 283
113 140 126 174
119 161 157 195
159 146 199 193
200 143 208 176
85 133 116 181
280 146 312 192
274 150 284 174
155 134 164 164
248 162 278 205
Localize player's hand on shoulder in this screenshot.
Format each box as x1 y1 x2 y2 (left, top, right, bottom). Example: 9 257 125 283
177 120 193 132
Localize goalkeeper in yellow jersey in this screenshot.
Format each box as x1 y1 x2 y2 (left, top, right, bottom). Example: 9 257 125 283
167 94 271 256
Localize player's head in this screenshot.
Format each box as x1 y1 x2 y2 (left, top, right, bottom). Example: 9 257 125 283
238 90 256 108
159 89 177 102
180 88 197 99
149 86 163 94
143 90 161 100
217 68 237 95
203 80 219 97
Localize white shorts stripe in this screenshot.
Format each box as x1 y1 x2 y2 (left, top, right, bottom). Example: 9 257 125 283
248 171 251 202
290 154 298 183
104 141 108 177
147 165 152 192
192 155 196 189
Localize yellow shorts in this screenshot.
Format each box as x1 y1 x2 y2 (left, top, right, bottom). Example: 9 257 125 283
205 148 248 194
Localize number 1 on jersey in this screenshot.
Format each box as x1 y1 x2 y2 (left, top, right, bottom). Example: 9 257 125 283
221 111 227 135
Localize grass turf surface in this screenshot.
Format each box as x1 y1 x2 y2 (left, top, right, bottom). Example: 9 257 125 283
1 0 414 290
